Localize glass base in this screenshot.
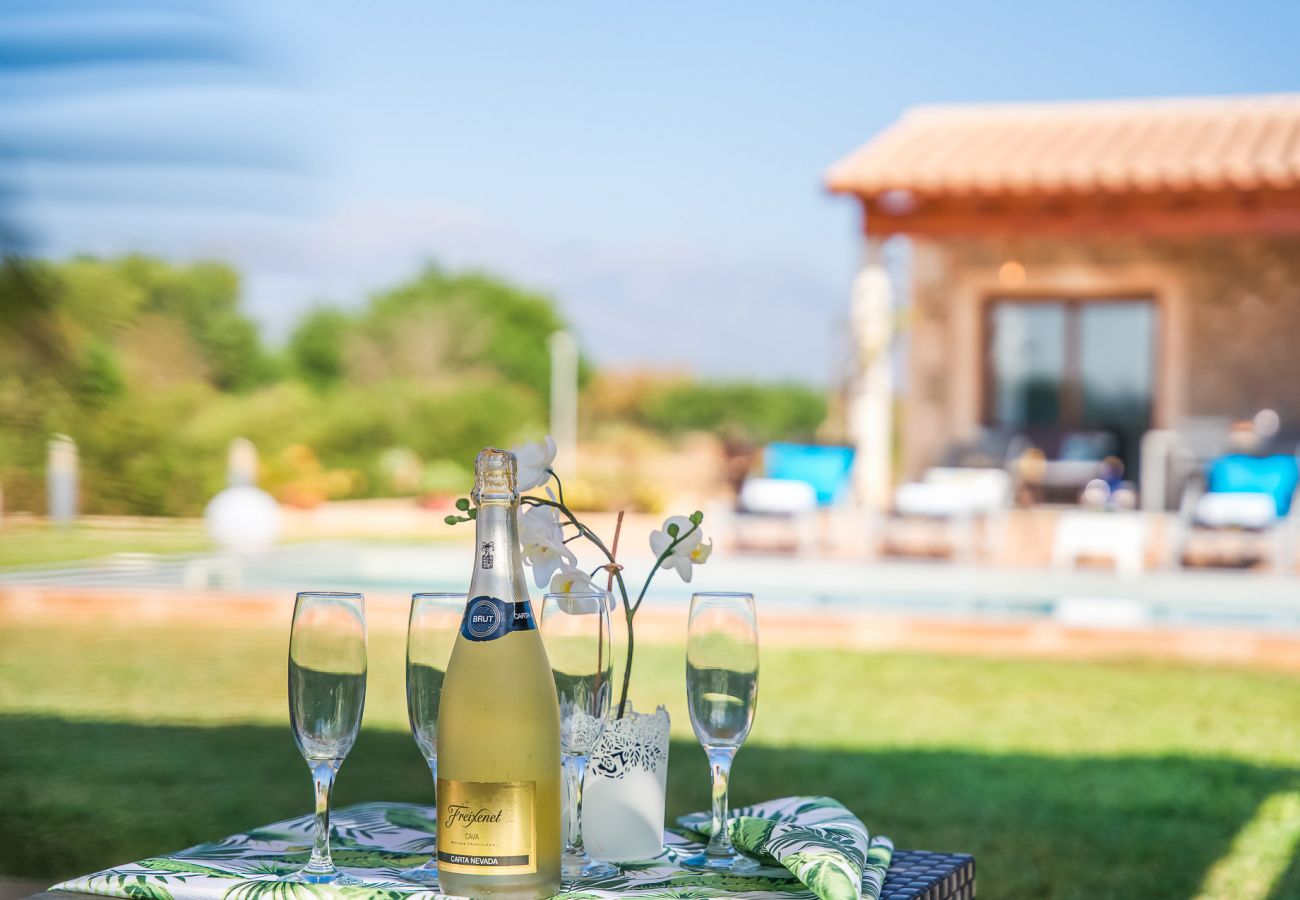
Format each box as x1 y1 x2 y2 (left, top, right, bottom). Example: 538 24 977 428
398 861 439 885
679 849 760 873
286 866 360 885
562 852 618 881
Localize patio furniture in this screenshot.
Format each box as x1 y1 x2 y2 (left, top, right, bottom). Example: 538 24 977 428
934 427 1030 470
1051 509 1147 576
1014 430 1123 504
880 850 976 900
1171 452 1300 571
734 443 855 553
762 442 856 504
735 477 819 553
883 466 1012 561
1140 418 1300 512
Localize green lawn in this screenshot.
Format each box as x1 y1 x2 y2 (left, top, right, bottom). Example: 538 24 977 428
0 522 211 568
2 615 1299 899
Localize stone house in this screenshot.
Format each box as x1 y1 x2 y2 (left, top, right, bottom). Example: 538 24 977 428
827 94 1300 504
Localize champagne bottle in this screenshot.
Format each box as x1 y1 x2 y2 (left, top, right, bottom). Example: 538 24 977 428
437 448 562 899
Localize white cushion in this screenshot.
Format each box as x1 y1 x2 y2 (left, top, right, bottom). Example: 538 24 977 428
738 477 818 515
1194 492 1278 529
923 468 1010 512
896 481 979 517
896 468 1010 517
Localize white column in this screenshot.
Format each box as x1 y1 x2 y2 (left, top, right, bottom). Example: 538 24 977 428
549 330 579 481
848 252 895 512
47 433 79 524
228 437 259 488
1139 429 1176 512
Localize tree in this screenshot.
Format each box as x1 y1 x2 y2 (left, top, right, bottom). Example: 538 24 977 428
358 265 573 394
289 306 349 388
117 255 272 391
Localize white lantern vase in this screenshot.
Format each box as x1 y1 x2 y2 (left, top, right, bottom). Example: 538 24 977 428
582 705 670 862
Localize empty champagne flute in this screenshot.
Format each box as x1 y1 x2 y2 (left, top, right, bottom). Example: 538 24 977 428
682 592 759 872
403 592 467 884
288 591 367 884
540 590 616 881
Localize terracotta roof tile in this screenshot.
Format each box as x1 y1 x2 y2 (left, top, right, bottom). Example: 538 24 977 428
826 94 1300 199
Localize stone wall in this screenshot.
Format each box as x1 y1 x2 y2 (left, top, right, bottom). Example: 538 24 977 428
902 233 1300 477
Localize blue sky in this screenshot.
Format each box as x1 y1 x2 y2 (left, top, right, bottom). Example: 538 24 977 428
6 1 1300 381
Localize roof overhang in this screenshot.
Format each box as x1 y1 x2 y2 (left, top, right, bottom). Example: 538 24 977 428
827 94 1300 239
849 186 1300 238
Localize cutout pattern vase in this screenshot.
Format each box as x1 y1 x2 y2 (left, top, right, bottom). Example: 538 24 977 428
582 705 670 862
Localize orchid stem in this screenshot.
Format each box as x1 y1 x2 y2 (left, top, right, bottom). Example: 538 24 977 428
522 477 699 720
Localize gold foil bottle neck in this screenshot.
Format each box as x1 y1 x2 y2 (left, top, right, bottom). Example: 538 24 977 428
472 447 518 504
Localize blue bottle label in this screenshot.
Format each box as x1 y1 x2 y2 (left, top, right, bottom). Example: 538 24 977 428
460 595 537 642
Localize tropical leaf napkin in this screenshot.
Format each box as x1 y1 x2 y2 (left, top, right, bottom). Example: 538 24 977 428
678 796 893 900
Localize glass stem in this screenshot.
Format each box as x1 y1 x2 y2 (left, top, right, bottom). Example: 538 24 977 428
424 757 438 871
307 761 338 872
562 753 590 857
705 747 736 857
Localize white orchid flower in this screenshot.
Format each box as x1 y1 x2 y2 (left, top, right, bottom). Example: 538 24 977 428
549 565 596 595
649 515 711 583
519 503 575 588
689 538 714 566
511 436 557 492
549 571 613 615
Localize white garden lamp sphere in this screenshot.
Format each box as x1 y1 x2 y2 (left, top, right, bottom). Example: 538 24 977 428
205 485 282 552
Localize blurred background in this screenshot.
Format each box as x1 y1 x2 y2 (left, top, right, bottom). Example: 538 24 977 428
3 2 1300 899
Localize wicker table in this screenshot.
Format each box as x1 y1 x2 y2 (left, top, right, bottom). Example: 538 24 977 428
29 853 974 900
880 850 975 900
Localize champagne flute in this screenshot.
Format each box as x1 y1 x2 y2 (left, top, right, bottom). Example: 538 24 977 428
403 592 467 884
287 591 367 885
681 592 759 872
540 590 616 881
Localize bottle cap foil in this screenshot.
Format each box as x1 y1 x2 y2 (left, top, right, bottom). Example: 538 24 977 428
472 448 518 503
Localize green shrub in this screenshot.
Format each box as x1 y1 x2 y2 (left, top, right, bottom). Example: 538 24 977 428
288 306 349 389
398 380 544 463
75 340 125 409
420 459 473 498
76 387 226 516
637 380 827 444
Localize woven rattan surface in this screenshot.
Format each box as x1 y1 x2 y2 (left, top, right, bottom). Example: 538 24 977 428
881 850 976 900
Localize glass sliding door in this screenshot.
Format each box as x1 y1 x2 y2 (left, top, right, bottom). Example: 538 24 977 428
988 302 1067 429
1078 302 1156 439
985 297 1157 481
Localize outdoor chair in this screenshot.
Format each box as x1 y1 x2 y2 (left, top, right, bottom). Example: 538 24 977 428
882 466 1012 561
1171 452 1300 571
1014 430 1122 504
733 443 854 554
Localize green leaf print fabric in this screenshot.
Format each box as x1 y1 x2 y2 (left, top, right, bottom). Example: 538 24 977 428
51 799 893 900
677 796 892 900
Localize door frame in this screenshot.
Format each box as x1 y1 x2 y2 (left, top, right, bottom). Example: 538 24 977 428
978 293 1162 434
945 259 1187 446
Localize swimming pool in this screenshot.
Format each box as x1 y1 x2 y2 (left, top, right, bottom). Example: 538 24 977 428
4 538 1300 633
